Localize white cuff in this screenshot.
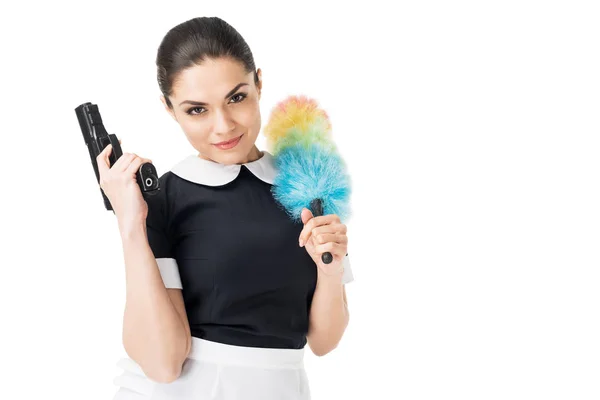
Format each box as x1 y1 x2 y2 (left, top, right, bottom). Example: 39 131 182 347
156 258 182 289
342 254 354 284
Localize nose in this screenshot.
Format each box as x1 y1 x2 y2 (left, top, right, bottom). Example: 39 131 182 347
213 107 236 135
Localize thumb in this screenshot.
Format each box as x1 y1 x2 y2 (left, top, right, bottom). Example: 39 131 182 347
301 207 313 224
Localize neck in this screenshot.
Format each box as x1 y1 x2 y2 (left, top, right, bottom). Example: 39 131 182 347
237 145 262 164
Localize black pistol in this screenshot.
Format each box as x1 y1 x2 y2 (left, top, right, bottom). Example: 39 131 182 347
75 102 159 212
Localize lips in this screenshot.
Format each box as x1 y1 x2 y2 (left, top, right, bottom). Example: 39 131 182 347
214 135 242 145
213 134 243 150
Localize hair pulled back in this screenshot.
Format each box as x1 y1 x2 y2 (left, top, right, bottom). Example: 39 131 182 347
156 17 259 109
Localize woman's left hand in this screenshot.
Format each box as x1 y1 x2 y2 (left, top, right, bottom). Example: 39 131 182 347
298 208 348 277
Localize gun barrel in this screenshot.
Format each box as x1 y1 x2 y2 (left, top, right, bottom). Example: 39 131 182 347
75 102 93 145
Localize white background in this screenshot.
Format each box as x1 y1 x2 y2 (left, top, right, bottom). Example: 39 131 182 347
1 0 599 399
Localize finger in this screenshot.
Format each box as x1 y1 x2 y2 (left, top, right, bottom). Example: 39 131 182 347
314 241 344 258
124 156 152 175
311 223 347 237
303 225 345 247
300 215 327 242
96 144 113 177
136 156 153 166
304 214 340 231
113 152 136 172
124 155 146 177
311 232 348 246
300 214 341 245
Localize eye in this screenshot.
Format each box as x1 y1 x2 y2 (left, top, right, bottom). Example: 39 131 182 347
230 93 247 103
186 106 205 116
186 93 247 116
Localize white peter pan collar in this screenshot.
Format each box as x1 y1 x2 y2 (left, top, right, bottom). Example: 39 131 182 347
170 150 277 186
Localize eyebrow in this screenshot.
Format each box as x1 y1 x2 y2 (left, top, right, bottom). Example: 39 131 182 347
179 83 249 107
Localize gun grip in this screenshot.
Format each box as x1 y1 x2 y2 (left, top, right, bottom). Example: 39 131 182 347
107 134 123 167
106 133 159 195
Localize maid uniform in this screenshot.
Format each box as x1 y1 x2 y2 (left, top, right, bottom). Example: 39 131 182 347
112 150 354 399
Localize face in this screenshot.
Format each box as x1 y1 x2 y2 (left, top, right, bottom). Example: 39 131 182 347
161 57 263 165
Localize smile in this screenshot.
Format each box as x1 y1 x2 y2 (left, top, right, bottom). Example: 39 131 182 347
213 134 243 150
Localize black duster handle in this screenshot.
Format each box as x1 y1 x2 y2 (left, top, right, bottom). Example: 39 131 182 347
310 198 333 264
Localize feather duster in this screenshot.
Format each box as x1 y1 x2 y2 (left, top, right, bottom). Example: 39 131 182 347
264 95 352 264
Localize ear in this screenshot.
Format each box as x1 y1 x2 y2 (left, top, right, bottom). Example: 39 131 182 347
256 68 262 99
160 95 178 122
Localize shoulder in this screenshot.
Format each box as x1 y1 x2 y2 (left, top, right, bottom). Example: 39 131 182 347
145 171 178 213
144 170 190 230
146 168 213 215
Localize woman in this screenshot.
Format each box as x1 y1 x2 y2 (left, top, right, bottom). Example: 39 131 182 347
98 16 354 400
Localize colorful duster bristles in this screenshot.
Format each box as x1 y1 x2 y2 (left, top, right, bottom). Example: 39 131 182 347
264 95 352 225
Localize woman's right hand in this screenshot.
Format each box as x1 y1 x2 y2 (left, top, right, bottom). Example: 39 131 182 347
96 141 153 232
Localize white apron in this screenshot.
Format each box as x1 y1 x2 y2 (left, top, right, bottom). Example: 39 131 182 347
112 336 310 399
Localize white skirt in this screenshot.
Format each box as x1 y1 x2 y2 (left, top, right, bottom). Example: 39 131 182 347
112 336 310 399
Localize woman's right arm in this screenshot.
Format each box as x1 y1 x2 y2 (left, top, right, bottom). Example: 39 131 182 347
96 143 191 383
120 224 191 384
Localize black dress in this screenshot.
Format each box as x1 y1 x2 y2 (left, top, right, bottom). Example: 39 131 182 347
144 150 354 350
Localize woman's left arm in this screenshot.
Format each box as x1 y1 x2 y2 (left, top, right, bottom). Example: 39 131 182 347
307 271 349 356
298 208 350 356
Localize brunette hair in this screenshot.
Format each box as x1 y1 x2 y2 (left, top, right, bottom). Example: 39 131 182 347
156 17 259 109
